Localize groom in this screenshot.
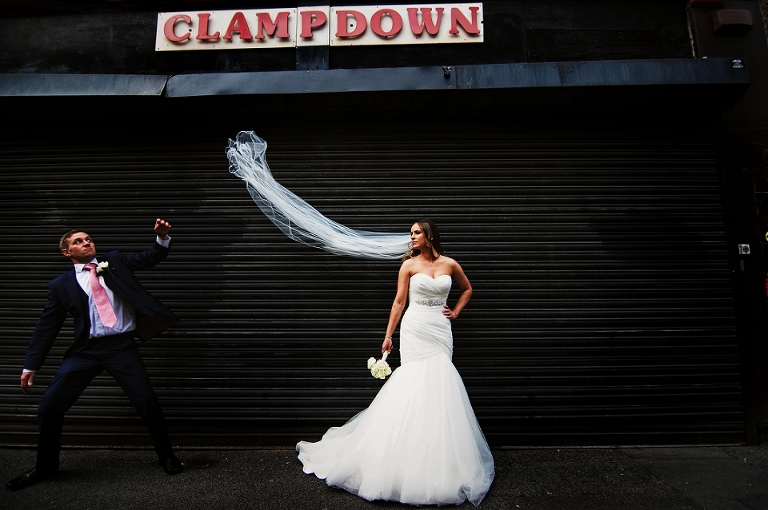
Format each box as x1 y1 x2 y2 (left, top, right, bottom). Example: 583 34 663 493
6 219 183 491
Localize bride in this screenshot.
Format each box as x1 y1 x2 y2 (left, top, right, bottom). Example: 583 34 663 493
225 132 494 506
296 219 495 506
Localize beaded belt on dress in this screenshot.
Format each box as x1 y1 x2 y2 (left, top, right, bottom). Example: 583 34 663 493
415 299 445 306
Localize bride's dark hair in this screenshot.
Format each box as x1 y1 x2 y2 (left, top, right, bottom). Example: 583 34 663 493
404 218 443 261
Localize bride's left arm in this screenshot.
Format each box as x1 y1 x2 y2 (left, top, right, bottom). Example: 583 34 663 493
444 260 472 320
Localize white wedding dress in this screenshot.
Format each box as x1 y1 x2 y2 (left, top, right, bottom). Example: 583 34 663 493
296 273 495 506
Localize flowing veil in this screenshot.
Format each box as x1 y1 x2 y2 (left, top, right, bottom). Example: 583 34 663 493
226 131 411 260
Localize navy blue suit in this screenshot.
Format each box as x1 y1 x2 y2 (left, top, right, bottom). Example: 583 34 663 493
25 241 179 472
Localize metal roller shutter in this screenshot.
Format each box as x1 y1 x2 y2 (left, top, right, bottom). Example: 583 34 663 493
0 113 743 447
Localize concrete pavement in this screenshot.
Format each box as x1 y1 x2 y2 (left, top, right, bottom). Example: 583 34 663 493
2 445 768 509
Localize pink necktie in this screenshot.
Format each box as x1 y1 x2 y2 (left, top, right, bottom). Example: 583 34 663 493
84 263 118 328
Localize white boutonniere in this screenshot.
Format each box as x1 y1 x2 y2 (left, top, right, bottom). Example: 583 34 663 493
367 352 392 380
96 261 110 274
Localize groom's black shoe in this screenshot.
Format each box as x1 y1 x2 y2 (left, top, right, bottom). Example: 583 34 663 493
6 467 57 491
159 454 184 475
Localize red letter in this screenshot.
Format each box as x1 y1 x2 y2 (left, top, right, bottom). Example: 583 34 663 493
222 12 253 40
300 10 327 39
449 6 480 35
255 11 291 40
196 13 220 41
164 14 191 43
335 10 367 38
370 9 403 38
407 8 443 36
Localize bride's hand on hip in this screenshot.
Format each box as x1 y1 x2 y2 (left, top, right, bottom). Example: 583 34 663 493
443 305 458 320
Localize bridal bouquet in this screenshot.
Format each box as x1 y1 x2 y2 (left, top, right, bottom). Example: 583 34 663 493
367 351 392 380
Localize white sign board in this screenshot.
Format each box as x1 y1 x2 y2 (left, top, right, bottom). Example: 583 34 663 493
156 4 483 51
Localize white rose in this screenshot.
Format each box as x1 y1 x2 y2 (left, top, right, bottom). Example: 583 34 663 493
370 359 392 379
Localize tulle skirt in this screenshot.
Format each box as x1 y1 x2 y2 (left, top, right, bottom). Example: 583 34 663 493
296 347 495 506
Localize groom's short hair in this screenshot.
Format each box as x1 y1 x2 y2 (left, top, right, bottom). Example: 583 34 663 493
59 230 84 251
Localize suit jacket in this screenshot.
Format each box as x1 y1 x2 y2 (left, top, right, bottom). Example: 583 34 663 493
23 241 179 372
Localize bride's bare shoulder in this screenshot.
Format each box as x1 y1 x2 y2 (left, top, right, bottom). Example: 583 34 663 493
440 255 459 267
441 256 465 275
400 257 417 271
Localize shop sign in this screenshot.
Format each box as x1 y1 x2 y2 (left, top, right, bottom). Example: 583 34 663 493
156 3 483 51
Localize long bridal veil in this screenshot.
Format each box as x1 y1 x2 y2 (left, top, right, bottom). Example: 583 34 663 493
226 131 411 260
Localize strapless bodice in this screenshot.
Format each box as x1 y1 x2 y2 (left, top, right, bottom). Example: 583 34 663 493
409 273 451 306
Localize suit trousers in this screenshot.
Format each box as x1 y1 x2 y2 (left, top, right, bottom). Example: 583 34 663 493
36 331 173 471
